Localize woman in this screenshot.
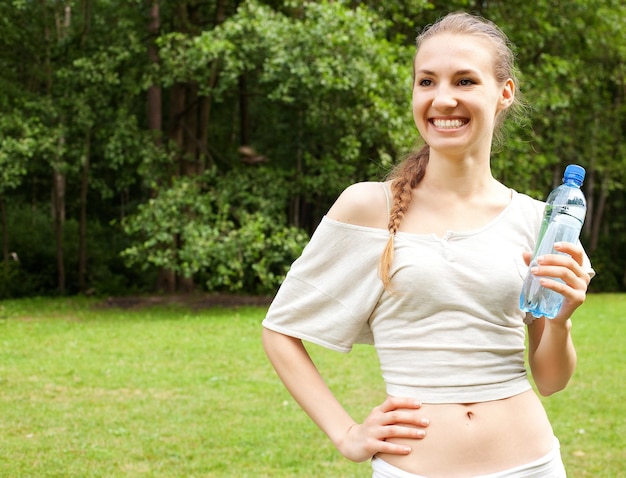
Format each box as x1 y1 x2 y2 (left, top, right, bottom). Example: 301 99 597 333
262 12 593 478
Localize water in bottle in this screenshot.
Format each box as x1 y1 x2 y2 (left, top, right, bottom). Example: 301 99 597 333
520 165 587 319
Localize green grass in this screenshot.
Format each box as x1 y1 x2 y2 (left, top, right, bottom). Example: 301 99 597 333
0 294 623 477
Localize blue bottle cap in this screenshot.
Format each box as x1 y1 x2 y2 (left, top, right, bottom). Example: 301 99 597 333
563 164 585 185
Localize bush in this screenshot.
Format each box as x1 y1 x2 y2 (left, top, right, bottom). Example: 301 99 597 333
121 167 309 294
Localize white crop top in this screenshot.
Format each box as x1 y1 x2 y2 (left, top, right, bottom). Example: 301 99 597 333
262 190 594 403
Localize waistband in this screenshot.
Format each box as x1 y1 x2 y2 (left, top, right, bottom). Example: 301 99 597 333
371 436 565 478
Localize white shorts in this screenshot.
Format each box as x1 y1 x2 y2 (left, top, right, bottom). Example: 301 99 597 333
371 437 566 478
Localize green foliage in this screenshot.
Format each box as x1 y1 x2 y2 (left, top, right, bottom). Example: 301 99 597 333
121 167 308 294
0 0 625 295
159 0 419 199
96 112 174 195
492 1 626 187
0 114 31 194
486 1 626 290
193 211 308 292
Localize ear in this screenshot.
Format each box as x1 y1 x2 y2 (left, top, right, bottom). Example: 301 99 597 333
499 78 515 110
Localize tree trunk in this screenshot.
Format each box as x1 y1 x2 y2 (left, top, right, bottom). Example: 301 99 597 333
197 60 223 171
239 75 249 146
584 165 595 239
146 0 178 294
53 165 66 294
45 0 71 295
178 82 197 292
583 114 600 239
589 176 607 254
78 128 91 293
147 0 162 144
1 198 8 264
169 82 186 178
156 269 176 293
195 0 227 169
216 0 227 23
178 83 197 293
290 109 304 228
161 0 232 293
197 95 211 172
182 83 199 176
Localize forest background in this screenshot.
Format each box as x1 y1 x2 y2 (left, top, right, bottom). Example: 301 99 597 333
1 0 624 299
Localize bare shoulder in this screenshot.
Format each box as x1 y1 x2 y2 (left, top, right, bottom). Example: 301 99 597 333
326 181 389 229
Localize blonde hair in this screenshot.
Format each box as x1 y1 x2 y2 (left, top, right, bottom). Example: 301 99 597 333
379 12 522 289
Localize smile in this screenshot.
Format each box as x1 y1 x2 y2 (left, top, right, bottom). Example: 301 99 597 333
431 118 468 129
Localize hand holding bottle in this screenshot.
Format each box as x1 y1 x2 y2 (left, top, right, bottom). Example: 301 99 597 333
520 165 588 319
522 240 591 323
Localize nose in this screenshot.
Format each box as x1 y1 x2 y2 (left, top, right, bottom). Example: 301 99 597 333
432 85 457 110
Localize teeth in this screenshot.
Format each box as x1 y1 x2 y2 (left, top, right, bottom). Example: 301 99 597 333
433 119 466 129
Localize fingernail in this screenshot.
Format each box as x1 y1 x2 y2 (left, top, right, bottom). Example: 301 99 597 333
421 418 430 426
531 267 539 274
536 256 544 264
416 430 426 438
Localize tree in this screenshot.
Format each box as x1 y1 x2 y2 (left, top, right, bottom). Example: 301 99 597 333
488 0 626 290
158 1 419 226
1 0 624 296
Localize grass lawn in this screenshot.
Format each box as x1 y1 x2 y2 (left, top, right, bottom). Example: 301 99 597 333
0 294 624 477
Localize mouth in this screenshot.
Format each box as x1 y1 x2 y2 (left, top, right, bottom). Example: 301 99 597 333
430 118 469 129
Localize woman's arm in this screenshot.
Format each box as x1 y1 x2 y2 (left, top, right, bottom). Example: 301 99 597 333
262 328 428 462
526 242 591 396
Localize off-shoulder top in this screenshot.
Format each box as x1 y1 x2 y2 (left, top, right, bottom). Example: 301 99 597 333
262 189 594 403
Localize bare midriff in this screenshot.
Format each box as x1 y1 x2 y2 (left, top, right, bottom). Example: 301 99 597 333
376 390 555 478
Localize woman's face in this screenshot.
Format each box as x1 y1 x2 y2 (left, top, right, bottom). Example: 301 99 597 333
412 33 514 157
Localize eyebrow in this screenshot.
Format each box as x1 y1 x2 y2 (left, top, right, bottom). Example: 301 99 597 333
415 69 479 77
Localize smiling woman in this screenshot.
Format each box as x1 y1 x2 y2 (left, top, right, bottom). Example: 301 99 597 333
262 11 593 478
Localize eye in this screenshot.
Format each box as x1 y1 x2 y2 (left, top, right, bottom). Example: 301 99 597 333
417 78 433 87
459 78 475 86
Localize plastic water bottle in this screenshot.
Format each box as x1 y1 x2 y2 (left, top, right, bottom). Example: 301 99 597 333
520 165 587 319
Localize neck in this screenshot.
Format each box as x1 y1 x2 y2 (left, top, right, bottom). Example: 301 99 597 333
422 150 501 197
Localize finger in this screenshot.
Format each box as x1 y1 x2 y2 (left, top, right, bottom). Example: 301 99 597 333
538 276 586 298
553 243 591 285
533 256 589 288
536 252 580 268
374 440 413 456
379 424 427 440
536 274 588 303
371 424 427 456
553 241 584 264
377 410 430 429
535 254 586 279
532 264 580 286
380 396 423 412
